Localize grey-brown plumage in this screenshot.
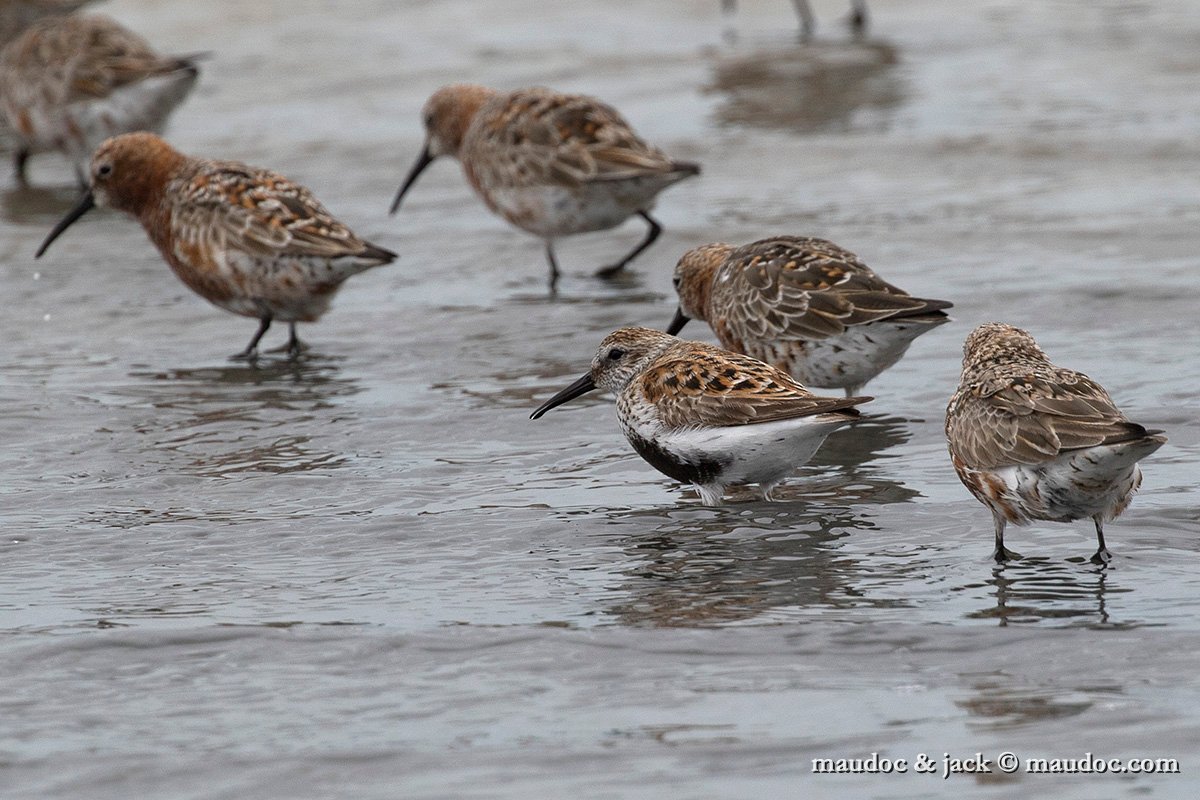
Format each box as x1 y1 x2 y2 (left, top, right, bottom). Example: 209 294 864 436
0 13 199 183
391 84 699 287
670 236 951 396
946 323 1167 563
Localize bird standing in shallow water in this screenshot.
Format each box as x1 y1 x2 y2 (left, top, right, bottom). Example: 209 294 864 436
669 236 952 397
0 14 199 185
36 132 397 359
945 323 1167 564
390 84 699 289
531 326 870 505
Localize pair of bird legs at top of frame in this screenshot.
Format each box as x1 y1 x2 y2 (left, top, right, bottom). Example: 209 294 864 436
542 209 661 292
232 317 307 362
721 0 869 40
992 513 1114 566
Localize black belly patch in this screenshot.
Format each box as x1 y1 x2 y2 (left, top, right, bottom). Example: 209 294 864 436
627 432 728 485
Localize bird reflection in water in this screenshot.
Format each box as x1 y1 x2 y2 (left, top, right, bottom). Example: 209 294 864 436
122 355 360 478
953 673 1103 730
784 414 920 505
595 413 930 625
0 182 82 224
708 39 902 133
601 489 910 627
966 561 1131 628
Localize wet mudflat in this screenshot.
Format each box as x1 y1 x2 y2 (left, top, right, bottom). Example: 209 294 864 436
1 0 1198 797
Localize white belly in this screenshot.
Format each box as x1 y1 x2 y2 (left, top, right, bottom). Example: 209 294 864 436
622 413 850 504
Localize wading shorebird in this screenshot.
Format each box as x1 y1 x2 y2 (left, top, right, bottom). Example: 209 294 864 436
531 326 870 505
0 13 199 185
36 132 397 359
946 323 1167 564
668 236 952 397
389 84 700 289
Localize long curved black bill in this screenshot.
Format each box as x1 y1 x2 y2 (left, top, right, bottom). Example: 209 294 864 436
665 307 691 336
36 190 95 258
388 144 435 215
530 373 597 420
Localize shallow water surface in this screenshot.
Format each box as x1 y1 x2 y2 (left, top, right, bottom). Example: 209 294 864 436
1 0 1198 797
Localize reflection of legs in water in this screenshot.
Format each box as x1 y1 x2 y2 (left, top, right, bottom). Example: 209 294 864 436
987 553 1113 627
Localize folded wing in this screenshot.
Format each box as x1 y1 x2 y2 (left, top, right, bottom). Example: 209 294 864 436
720 236 951 341
470 88 695 189
640 346 870 429
950 369 1151 468
173 163 395 265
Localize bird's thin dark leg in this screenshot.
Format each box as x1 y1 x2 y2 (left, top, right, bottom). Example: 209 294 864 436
232 316 272 361
285 322 306 358
848 0 869 36
790 0 817 40
268 322 307 357
287 323 304 357
720 0 738 42
544 241 560 292
596 211 661 279
14 147 30 187
991 513 1021 562
1091 514 1113 565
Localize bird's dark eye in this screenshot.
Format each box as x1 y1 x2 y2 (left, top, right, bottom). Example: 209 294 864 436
97 163 112 177
607 348 625 360
672 276 681 288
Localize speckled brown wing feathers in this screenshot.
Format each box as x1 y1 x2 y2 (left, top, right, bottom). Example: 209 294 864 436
172 162 394 262
639 346 869 429
470 88 686 189
948 368 1151 469
7 15 194 103
718 237 950 341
